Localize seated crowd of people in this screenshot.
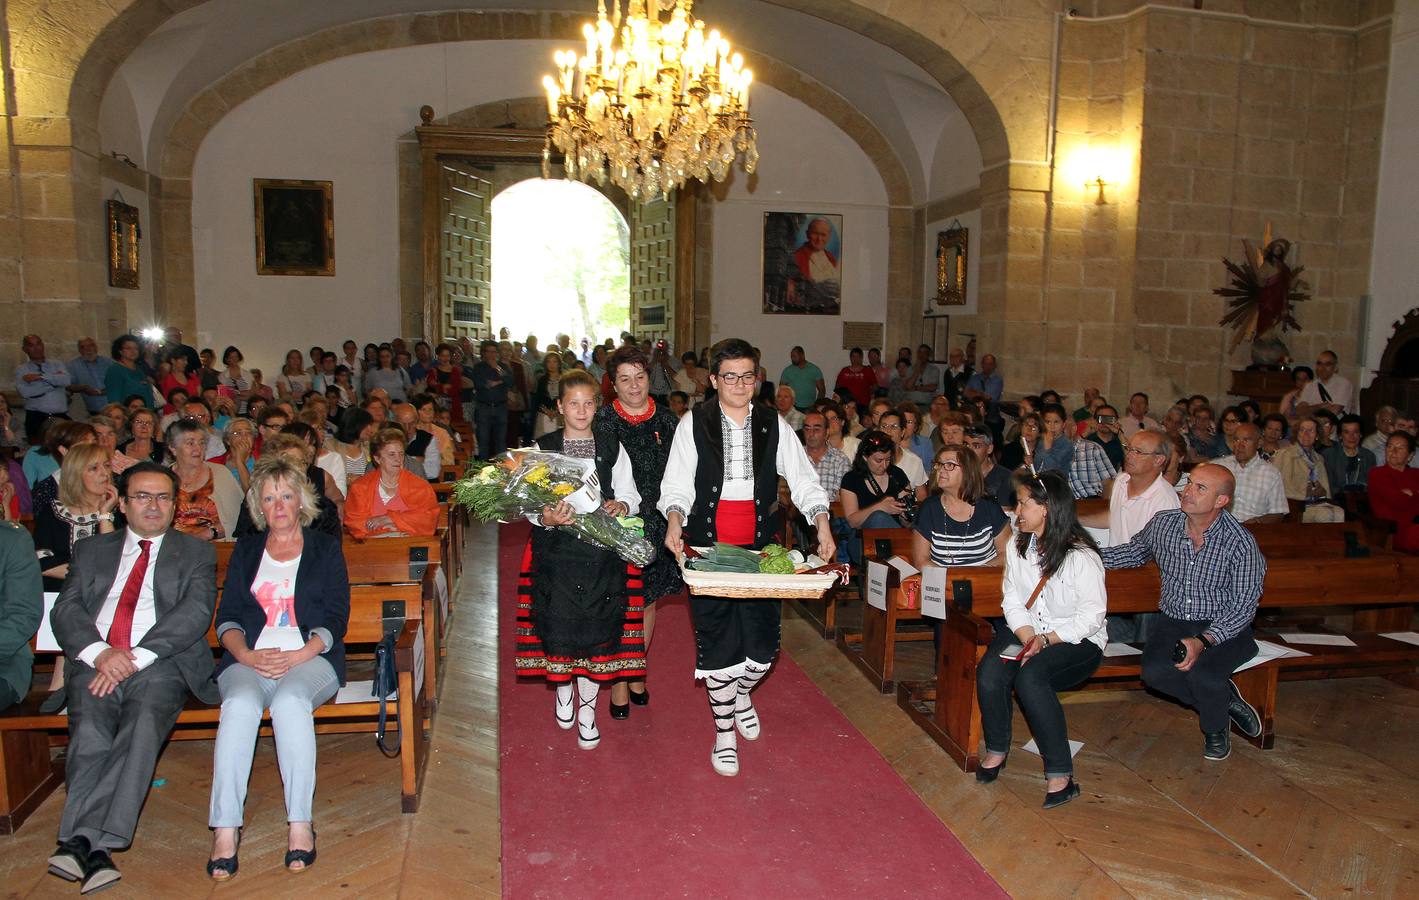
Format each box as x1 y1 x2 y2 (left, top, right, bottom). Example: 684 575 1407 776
2 325 1416 883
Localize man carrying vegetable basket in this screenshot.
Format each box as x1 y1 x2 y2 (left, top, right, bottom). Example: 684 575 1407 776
660 338 836 777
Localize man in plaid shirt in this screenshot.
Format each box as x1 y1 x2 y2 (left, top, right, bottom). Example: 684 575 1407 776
1068 433 1117 499
1101 463 1266 761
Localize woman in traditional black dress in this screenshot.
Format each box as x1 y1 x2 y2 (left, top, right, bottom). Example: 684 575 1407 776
520 370 646 749
592 345 683 715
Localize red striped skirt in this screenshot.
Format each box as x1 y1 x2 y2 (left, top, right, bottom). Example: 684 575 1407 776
514 541 647 682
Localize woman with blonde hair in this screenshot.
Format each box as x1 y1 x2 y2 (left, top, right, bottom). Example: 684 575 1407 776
206 456 349 879
33 442 118 590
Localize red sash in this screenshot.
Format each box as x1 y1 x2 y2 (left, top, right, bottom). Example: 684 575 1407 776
715 499 756 546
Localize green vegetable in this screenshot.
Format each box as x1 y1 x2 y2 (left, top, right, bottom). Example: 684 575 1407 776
758 553 796 574
761 544 790 558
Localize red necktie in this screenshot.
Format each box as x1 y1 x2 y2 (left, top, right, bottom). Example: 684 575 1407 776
107 539 152 650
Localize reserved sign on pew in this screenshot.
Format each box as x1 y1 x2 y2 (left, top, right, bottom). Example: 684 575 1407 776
866 561 888 611
921 568 948 619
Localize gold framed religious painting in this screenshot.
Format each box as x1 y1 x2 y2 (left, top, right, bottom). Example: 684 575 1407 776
254 178 334 276
762 211 843 315
925 223 968 316
106 199 141 290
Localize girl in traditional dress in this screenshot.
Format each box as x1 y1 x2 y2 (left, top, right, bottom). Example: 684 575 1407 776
520 370 645 750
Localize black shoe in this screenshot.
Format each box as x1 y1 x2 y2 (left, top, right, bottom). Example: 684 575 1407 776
1227 679 1262 738
47 835 91 882
975 755 1008 784
80 850 120 894
285 828 317 872
206 827 242 881
1204 729 1231 761
608 700 630 720
628 686 650 706
1042 778 1081 809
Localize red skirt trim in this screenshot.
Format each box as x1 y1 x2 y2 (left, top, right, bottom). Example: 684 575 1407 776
514 541 647 683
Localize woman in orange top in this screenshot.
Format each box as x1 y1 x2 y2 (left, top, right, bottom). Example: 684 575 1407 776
343 428 439 538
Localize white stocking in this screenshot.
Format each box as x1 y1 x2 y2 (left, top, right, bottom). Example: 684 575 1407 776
735 661 771 740
706 675 739 774
575 677 600 749
554 682 574 730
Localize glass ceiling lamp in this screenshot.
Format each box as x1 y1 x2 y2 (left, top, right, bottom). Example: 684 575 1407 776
541 0 758 202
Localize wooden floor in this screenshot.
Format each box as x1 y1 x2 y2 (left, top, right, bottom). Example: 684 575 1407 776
3 525 1418 898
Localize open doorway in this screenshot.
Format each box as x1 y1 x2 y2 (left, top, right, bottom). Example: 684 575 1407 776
492 178 630 349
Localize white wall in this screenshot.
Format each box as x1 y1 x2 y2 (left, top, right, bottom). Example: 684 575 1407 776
1367 0 1419 381
191 40 568 374
190 43 894 379
710 84 889 377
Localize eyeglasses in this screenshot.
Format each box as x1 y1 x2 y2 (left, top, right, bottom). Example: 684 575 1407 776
716 372 756 386
879 423 902 431
933 461 961 471
127 491 173 505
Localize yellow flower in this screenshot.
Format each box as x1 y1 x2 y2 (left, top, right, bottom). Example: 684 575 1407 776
525 465 551 486
552 482 576 497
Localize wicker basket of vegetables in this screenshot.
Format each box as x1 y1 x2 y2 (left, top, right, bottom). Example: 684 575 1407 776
678 543 850 599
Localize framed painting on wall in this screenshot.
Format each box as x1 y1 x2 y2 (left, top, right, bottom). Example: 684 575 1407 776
106 199 140 290
924 223 967 316
762 211 843 315
254 178 334 275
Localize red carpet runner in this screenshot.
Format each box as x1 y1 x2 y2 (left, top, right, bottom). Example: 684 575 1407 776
497 521 1005 898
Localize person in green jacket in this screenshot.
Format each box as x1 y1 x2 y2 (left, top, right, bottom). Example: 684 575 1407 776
0 520 43 711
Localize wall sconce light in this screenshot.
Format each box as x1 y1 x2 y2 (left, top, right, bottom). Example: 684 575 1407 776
1061 143 1128 206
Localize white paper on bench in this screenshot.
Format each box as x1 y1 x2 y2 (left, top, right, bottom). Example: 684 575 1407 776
1275 632 1357 647
1234 639 1309 672
1379 631 1419 647
1021 738 1083 758
920 567 948 620
335 680 395 704
413 625 426 697
35 592 61 652
866 560 888 611
1103 642 1142 657
887 555 918 578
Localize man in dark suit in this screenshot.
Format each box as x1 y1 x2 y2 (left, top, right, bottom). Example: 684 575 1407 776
47 461 218 893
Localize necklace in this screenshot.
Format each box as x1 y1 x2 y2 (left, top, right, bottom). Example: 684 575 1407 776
614 398 656 424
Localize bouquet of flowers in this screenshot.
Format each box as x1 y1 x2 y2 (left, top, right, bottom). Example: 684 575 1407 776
453 449 658 567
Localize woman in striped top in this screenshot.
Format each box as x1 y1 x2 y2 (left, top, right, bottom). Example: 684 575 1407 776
330 409 376 483
911 443 1010 571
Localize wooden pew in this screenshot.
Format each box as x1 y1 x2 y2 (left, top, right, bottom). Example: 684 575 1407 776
784 500 857 639
0 575 436 834
896 523 1419 772
833 527 925 692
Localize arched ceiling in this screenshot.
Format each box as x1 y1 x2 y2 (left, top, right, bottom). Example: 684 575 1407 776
99 0 982 205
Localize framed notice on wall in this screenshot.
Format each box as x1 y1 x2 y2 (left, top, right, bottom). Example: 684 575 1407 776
254 178 334 276
841 320 883 350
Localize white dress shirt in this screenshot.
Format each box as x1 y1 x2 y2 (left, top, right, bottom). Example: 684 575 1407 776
1107 471 1180 546
659 409 829 523
1001 536 1108 650
78 529 167 670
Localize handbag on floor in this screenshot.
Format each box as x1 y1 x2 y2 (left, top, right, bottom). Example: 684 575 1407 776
373 632 401 758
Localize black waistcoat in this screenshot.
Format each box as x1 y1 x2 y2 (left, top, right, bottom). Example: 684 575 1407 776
683 401 781 550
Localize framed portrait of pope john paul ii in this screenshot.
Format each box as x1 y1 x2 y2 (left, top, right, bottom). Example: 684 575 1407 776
762 211 843 315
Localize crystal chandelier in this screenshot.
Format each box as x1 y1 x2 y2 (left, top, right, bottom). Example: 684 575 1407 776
541 0 758 202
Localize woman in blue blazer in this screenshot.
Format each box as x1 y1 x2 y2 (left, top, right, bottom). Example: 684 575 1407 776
205 456 349 880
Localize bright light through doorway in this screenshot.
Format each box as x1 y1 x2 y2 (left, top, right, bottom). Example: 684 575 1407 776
492 178 630 349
